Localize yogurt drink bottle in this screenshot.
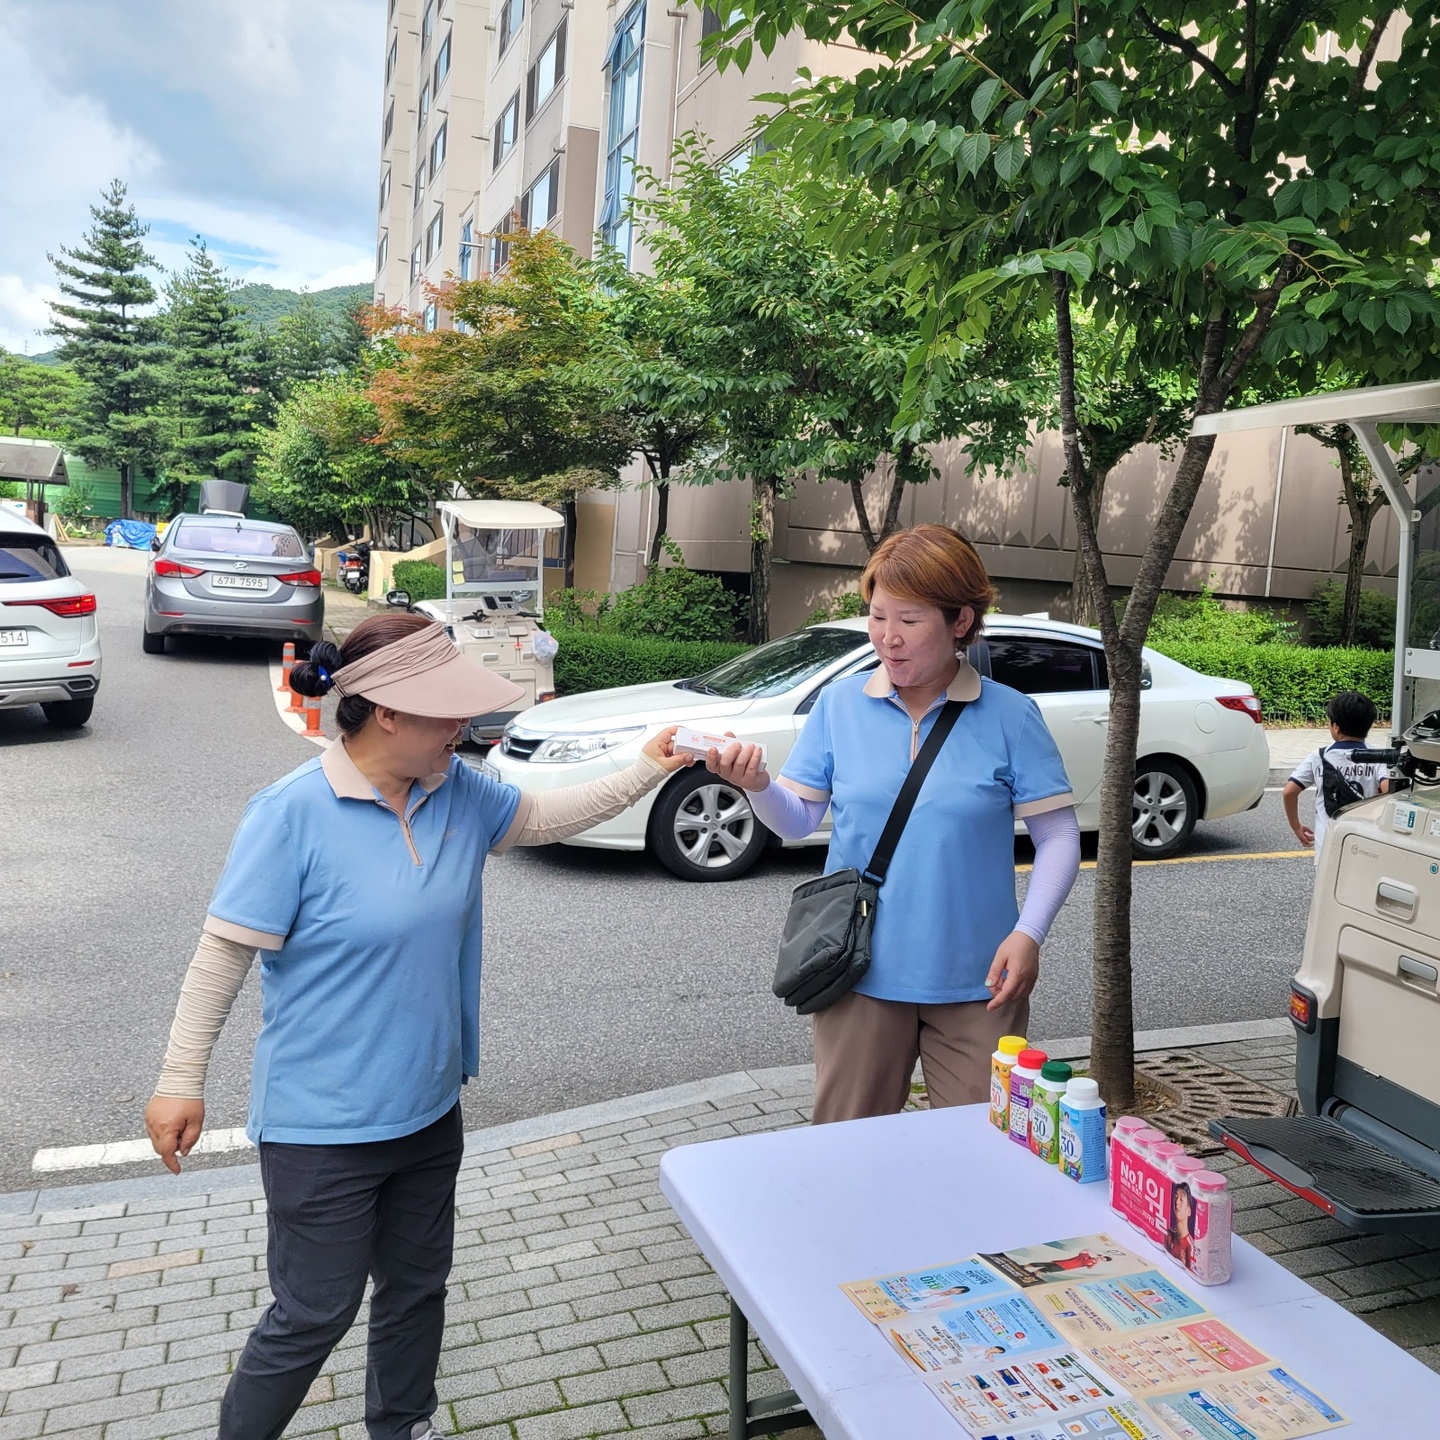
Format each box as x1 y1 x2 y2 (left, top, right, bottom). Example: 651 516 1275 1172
1007 1050 1048 1147
1109 1118 1149 1211
989 1036 1029 1132
1059 1078 1108 1182
1029 1061 1072 1163
1190 1171 1233 1284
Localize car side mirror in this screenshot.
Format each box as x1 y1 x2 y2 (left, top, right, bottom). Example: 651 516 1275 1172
386 589 411 609
150 536 162 552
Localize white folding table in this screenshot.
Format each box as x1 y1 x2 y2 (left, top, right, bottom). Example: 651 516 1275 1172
659 1102 1440 1439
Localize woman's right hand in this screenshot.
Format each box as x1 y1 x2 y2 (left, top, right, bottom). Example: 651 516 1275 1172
145 1095 205 1175
705 733 770 793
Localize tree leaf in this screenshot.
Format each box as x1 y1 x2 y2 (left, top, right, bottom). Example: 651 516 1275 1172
972 76 1004 123
957 131 991 177
993 134 1026 183
1090 78 1122 114
1386 296 1412 334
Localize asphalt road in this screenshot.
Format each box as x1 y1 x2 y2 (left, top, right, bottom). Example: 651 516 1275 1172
1 548 1316 1193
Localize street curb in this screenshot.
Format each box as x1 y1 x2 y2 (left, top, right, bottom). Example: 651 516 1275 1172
0 1020 1290 1216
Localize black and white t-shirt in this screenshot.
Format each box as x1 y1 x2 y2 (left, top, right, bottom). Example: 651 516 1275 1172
1288 740 1387 858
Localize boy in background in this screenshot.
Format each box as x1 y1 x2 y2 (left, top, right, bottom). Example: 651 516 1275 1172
1284 691 1389 860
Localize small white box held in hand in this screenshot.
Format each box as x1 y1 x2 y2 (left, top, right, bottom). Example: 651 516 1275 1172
672 726 768 767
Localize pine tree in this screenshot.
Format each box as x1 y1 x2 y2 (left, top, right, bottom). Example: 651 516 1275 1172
272 292 334 396
162 240 263 511
47 179 167 519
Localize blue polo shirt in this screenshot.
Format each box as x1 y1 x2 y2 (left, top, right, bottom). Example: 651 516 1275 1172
781 663 1073 1004
204 741 523 1145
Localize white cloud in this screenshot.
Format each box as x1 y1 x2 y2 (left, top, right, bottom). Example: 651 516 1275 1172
0 276 60 354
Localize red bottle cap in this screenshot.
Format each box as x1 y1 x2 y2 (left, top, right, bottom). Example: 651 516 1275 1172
1017 1049 1048 1069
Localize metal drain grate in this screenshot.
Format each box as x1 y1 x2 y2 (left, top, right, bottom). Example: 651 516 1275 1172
1132 1051 1297 1154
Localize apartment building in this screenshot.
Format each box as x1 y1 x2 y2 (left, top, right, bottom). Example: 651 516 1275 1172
376 5 1406 630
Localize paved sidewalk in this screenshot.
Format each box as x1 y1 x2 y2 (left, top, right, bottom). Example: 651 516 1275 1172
5 1036 1440 1439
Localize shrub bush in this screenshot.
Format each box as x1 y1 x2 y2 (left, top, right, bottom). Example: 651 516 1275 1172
1145 587 1297 647
390 559 446 601
1306 582 1397 649
806 590 866 626
1151 639 1392 723
551 628 749 695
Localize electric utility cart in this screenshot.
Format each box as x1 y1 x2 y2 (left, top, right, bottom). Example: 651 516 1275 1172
1199 381 1440 1235
388 498 564 743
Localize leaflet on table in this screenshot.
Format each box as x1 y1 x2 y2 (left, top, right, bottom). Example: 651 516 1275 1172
978 1235 1153 1289
1033 1270 1209 1340
842 1258 1017 1322
887 1293 1064 1373
1144 1367 1349 1439
926 1351 1125 1432
1076 1318 1273 1394
968 1398 1170 1440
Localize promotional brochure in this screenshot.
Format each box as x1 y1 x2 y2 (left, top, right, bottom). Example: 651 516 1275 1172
840 1233 1349 1440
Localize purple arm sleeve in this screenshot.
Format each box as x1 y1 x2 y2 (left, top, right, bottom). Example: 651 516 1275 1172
1016 805 1081 944
749 779 828 840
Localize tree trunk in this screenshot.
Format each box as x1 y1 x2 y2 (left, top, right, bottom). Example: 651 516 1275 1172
1069 469 1107 627
1341 506 1371 648
119 461 134 521
647 480 670 571
563 499 578 591
748 474 777 645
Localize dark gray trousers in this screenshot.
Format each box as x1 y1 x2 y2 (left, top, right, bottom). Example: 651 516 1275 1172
218 1103 464 1440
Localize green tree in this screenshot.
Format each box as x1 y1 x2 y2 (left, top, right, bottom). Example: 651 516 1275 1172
47 179 168 519
161 240 265 512
368 231 636 587
0 350 82 438
272 291 335 396
717 0 1440 1106
256 370 434 542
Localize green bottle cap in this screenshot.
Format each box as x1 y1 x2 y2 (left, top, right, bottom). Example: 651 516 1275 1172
1040 1061 1074 1083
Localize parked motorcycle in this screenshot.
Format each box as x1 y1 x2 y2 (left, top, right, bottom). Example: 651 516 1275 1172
337 540 371 595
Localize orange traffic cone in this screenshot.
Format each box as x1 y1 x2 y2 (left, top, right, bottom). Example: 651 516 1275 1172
277 640 295 692
287 677 305 714
304 695 323 737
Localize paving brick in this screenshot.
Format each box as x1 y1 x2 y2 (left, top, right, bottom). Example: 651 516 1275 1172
2 1371 120 1413
536 1311 640 1354
0 1357 59 1391
513 1399 627 1439
511 1240 599 1273
450 1378 562 1426
572 1284 668 1323
105 1399 222 1439
476 1301 576 1342
1330 1260 1424 1298
495 1344 606 1388
37 1386 159 1431
559 1358 668 1405
598 1327 705 1368
623 1379 728 1427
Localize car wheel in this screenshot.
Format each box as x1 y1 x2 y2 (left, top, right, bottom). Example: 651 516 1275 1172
42 697 94 728
1131 758 1198 860
142 628 165 654
649 768 770 881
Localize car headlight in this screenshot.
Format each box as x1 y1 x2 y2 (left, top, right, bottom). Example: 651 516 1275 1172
530 726 645 763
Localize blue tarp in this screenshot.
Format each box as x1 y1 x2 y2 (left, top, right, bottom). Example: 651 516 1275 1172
105 519 157 549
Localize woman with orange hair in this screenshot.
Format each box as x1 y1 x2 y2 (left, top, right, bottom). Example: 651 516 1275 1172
709 525 1081 1122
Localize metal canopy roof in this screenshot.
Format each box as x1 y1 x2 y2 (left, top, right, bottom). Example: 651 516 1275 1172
437 499 565 529
0 437 68 484
1193 380 1440 435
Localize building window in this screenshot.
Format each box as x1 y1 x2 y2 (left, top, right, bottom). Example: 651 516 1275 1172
600 3 644 262
492 93 520 167
434 31 451 88
423 301 439 332
377 233 389 271
459 219 475 279
498 0 524 55
385 36 398 82
425 209 444 262
422 1 435 49
379 169 391 210
526 19 567 119
701 5 743 40
414 159 426 207
417 83 430 131
411 243 422 283
521 160 560 231
383 102 394 144
429 122 447 175
489 215 514 273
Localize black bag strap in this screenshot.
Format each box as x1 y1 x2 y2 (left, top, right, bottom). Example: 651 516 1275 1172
862 699 967 886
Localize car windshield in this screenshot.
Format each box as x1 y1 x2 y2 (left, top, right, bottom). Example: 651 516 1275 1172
683 626 866 698
0 536 69 582
173 523 304 558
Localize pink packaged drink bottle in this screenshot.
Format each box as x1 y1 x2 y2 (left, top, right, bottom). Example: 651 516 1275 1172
1109 1118 1149 1212
1188 1171 1233 1284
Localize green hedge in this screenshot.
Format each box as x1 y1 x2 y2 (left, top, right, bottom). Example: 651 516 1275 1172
1152 640 1392 722
390 559 446 602
551 628 749 695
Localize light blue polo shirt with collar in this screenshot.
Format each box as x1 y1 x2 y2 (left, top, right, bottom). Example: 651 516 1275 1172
781 660 1074 1005
204 741 525 1146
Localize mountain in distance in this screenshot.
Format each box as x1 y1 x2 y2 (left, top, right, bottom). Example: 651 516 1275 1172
233 282 374 332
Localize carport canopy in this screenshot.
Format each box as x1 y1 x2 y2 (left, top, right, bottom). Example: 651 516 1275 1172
437 499 565 530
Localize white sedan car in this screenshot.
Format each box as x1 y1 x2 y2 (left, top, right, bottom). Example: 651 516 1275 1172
485 616 1269 881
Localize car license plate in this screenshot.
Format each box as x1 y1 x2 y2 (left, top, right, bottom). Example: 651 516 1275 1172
212 574 268 591
481 759 502 781
0 628 27 646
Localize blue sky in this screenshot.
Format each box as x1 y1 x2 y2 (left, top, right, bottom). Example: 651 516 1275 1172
0 0 382 352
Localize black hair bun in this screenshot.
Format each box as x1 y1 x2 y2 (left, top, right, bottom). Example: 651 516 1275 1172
288 640 344 697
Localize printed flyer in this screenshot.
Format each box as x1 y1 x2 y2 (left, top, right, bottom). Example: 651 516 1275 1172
972 1398 1169 1440
927 1352 1123 1431
887 1294 1064 1373
1036 1271 1209 1339
842 1259 1016 1323
1078 1319 1272 1394
979 1235 1149 1289
1146 1368 1349 1439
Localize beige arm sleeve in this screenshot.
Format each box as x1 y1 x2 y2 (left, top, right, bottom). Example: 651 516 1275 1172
153 932 257 1099
495 750 671 851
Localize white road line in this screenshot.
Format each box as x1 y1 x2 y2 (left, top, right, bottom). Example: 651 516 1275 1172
268 656 326 747
32 1127 254 1173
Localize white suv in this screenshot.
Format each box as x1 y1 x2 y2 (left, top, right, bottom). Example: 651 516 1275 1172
0 511 101 727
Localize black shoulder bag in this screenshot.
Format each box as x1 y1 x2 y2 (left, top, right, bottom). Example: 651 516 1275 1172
772 699 967 1015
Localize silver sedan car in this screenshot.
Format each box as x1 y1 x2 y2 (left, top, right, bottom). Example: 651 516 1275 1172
142 514 324 654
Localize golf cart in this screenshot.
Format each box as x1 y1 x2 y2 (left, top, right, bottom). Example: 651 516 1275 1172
1200 381 1440 1234
389 498 563 743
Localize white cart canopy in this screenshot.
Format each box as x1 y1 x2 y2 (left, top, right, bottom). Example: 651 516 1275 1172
437 499 565 530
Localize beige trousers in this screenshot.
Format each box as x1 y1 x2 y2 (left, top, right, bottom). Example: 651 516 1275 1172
811 989 1031 1124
